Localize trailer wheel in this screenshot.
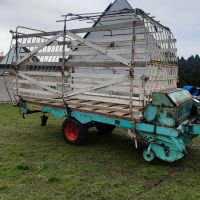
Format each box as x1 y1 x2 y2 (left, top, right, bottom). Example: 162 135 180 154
62 118 87 145
94 122 115 134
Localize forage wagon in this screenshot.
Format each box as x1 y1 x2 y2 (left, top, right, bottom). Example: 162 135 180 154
6 0 200 162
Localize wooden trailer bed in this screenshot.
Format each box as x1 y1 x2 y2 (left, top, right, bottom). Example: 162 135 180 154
22 96 141 120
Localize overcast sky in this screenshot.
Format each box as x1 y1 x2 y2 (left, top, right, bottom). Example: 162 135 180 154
0 0 199 58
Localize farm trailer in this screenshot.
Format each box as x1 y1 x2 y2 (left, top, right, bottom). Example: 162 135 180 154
7 8 200 162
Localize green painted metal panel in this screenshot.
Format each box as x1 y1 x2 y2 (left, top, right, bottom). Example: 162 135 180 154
135 123 178 137
143 105 158 122
192 125 200 135
175 100 193 122
71 111 133 129
144 104 176 127
40 106 134 129
151 143 184 162
157 108 175 127
139 131 186 162
42 106 67 119
152 92 174 107
168 90 192 106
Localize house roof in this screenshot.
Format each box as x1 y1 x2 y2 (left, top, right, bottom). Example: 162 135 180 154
0 46 39 66
84 0 133 39
0 47 19 65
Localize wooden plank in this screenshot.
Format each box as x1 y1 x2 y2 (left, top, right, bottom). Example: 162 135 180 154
68 56 147 63
33 47 146 57
64 75 130 98
70 83 130 90
22 71 131 79
25 61 146 68
26 62 63 67
73 94 141 106
17 88 56 96
83 92 140 101
68 78 141 87
91 33 145 43
67 61 146 67
66 31 131 67
16 77 142 92
16 79 59 87
93 109 114 114
18 72 62 96
66 101 132 113
21 95 59 102
77 39 145 48
110 111 128 117
66 61 128 67
70 73 129 79
23 71 68 77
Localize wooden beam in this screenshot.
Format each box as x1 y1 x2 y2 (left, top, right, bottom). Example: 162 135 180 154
17 72 62 96
64 75 130 97
66 31 131 67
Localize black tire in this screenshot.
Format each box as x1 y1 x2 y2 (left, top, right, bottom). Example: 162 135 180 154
62 118 87 145
94 122 116 134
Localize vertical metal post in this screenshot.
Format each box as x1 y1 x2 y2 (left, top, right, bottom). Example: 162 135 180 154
62 17 67 99
130 9 137 120
61 14 72 113
15 28 19 96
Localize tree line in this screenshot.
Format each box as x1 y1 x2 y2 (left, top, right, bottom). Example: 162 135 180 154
178 55 200 87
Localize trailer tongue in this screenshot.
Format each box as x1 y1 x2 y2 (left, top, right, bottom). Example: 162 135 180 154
7 4 200 162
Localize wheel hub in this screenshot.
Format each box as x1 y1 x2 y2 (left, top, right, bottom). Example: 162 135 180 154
65 123 78 141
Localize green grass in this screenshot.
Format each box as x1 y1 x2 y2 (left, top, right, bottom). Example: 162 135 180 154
0 104 200 200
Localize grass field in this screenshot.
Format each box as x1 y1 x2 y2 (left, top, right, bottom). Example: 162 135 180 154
0 104 200 200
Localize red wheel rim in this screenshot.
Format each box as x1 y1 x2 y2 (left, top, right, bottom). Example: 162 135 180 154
64 123 78 142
